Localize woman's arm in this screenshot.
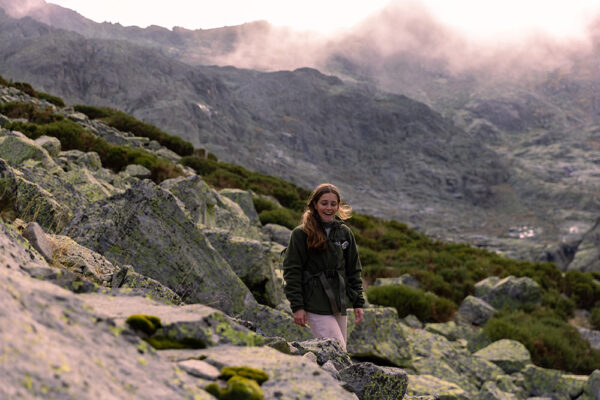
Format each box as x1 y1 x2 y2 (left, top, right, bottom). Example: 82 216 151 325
283 228 308 313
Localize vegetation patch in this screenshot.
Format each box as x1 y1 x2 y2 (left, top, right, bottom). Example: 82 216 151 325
366 284 456 323
73 104 194 156
125 314 162 335
484 309 600 374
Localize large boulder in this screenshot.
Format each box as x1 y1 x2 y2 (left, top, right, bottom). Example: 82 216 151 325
339 362 408 400
521 364 587 399
0 222 210 399
569 218 600 272
204 229 286 308
473 339 531 374
161 175 261 239
0 159 71 232
457 295 496 326
347 307 412 367
63 179 256 315
219 188 261 225
474 276 543 309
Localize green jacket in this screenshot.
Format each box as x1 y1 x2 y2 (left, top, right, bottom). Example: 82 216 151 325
283 219 365 315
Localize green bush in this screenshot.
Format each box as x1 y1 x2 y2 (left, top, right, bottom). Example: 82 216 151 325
592 304 600 330
36 92 65 107
258 208 300 230
564 270 600 309
366 284 456 322
484 309 600 374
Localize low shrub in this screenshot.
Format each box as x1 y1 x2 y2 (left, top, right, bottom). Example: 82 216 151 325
258 208 300 230
366 284 456 322
484 309 600 374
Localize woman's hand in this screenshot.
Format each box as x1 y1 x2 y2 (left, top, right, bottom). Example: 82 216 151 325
354 308 364 324
293 309 307 327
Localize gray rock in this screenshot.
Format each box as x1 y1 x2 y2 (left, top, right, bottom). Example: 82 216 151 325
293 337 353 370
576 327 600 351
219 188 261 225
261 223 292 246
339 362 408 400
34 135 61 158
373 274 420 288
22 221 53 262
347 307 412 367
204 229 285 308
474 276 543 309
178 359 221 380
521 364 587 399
473 339 531 374
477 381 518 400
123 164 151 179
63 179 256 315
167 344 358 399
0 223 210 399
458 295 496 325
406 374 469 399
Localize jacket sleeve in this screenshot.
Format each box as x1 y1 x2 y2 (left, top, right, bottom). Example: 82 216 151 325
345 227 365 308
283 227 308 312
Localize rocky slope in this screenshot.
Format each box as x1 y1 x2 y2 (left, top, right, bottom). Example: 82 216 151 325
2 81 600 399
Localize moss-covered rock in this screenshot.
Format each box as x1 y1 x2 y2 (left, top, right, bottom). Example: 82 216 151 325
474 339 532 373
346 307 412 367
204 229 285 308
339 362 408 400
406 374 470 399
521 364 587 399
64 179 256 315
474 276 542 310
292 338 352 371
457 295 496 326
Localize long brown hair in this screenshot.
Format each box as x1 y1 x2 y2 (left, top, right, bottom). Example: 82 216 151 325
301 183 352 252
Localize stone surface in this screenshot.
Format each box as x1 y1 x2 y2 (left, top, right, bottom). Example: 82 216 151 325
163 345 358 399
458 295 496 326
178 359 221 380
373 274 420 288
292 337 353 370
474 339 532 374
339 362 408 400
406 374 470 399
521 364 587 399
474 276 543 309
63 179 256 315
0 222 210 400
261 223 292 246
34 135 61 157
22 221 53 261
346 307 412 367
204 229 286 308
219 188 261 225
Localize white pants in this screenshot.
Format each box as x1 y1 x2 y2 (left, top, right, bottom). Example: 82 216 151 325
306 312 347 351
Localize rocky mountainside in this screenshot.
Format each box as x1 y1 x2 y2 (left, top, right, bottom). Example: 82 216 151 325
2 84 600 399
0 6 521 251
2 0 600 260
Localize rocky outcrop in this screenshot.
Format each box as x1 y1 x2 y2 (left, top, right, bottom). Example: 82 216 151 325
474 276 543 309
473 339 532 374
63 179 256 315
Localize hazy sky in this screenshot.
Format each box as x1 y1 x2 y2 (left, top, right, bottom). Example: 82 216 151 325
46 0 599 40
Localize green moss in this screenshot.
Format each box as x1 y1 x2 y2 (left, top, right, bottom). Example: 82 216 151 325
145 336 206 350
220 366 269 385
205 376 264 400
125 314 162 335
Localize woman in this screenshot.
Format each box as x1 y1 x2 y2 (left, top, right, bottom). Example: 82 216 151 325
283 183 365 351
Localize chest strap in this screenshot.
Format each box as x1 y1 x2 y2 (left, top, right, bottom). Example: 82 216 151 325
303 269 346 315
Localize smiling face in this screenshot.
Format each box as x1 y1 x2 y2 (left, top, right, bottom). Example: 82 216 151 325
314 192 339 223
